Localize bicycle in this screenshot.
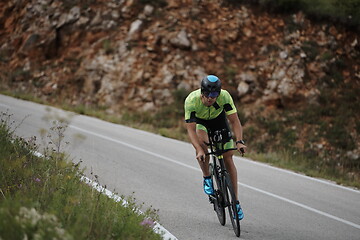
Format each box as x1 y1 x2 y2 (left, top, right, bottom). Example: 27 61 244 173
207 129 242 237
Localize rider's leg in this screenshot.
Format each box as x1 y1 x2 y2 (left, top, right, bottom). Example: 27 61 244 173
223 150 238 199
196 128 210 176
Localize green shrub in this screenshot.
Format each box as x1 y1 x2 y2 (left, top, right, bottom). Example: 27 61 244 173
0 112 162 240
102 39 114 55
259 0 306 13
301 41 319 61
233 0 360 27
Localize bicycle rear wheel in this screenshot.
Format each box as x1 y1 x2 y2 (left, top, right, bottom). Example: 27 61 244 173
209 162 226 226
224 173 240 237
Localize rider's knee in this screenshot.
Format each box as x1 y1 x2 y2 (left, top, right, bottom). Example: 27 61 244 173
223 150 234 159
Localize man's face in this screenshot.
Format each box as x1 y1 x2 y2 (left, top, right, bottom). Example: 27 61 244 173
201 93 217 107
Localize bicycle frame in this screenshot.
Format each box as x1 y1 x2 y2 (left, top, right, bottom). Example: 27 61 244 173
207 129 241 237
208 132 236 210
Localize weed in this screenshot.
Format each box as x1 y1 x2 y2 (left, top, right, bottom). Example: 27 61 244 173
259 0 306 13
280 128 298 148
0 112 162 239
251 0 360 26
243 125 260 143
0 49 10 63
320 51 334 61
9 67 31 82
356 122 360 135
323 119 355 151
138 0 168 7
284 15 303 33
256 115 281 136
224 65 237 83
237 109 248 126
301 41 319 61
248 149 360 188
224 51 235 64
102 39 114 55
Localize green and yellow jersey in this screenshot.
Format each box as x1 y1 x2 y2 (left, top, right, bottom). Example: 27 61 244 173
184 89 237 122
184 89 237 149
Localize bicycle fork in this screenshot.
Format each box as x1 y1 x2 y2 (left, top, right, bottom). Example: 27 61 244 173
218 155 233 208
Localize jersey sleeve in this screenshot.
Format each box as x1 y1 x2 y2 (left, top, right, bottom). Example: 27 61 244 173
222 90 237 115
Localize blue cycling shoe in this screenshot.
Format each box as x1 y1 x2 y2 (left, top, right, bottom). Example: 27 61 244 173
203 177 214 195
235 201 244 220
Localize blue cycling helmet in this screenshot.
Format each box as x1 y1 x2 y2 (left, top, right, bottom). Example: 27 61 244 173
201 75 221 98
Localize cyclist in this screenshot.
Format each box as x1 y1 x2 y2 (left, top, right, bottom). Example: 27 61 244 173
184 75 246 220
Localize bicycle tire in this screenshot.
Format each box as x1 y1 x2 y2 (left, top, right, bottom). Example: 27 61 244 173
224 173 241 237
210 162 226 226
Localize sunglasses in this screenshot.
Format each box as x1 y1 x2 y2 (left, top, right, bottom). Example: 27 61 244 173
203 91 219 98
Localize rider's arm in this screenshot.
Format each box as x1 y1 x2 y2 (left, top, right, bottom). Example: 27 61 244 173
227 113 247 153
186 122 206 161
184 91 206 160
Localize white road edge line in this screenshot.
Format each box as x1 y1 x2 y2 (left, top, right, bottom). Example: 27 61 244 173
70 125 360 231
80 176 178 240
33 151 177 240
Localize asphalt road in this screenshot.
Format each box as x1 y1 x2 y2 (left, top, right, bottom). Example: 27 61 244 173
1 94 359 240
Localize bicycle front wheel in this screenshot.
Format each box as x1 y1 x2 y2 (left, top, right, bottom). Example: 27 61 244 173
224 174 240 237
210 162 226 226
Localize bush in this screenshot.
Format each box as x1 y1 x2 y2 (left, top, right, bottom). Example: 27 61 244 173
231 0 360 27
0 112 162 240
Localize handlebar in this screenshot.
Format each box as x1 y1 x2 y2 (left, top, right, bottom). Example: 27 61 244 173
206 147 239 156
206 128 246 156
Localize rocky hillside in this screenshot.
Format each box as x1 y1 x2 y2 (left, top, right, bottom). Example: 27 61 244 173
1 0 359 180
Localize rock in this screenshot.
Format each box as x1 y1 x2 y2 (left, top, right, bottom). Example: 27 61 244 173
239 71 256 84
305 88 320 105
22 34 40 51
237 81 250 97
292 12 305 26
272 68 286 80
167 0 181 8
277 77 296 97
90 12 102 26
127 19 143 40
242 27 252 37
69 6 81 22
170 29 191 49
351 38 358 48
144 5 154 16
346 151 359 160
153 88 172 106
279 51 288 59
142 102 155 112
57 6 81 28
111 10 120 19
76 16 90 27
288 64 304 83
262 92 281 107
177 81 191 91
265 80 278 93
